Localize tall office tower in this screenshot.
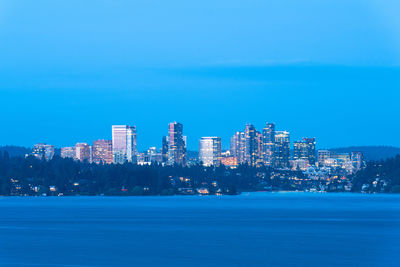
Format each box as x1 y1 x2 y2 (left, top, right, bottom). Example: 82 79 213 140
256 131 264 166
274 131 290 168
244 124 260 166
199 137 222 166
75 142 91 162
112 125 137 164
302 138 316 165
351 151 364 172
183 135 187 157
32 143 55 161
92 139 113 164
262 123 275 166
230 131 245 164
61 146 75 159
293 141 308 161
293 138 316 165
161 136 169 163
317 150 331 166
167 122 186 166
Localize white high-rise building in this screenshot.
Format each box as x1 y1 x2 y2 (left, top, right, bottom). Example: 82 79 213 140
199 137 221 166
112 125 137 164
75 142 91 162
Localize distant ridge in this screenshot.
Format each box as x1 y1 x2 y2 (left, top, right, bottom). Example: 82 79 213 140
0 146 31 157
329 146 400 161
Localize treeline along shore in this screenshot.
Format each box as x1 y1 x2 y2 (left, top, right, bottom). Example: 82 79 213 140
0 151 399 196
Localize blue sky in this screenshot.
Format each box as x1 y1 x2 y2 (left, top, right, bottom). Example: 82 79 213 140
0 0 399 150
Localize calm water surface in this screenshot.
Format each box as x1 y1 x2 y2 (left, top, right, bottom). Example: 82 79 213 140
0 193 399 267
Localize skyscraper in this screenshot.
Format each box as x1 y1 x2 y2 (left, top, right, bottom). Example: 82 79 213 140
244 124 260 166
303 138 316 165
274 131 290 168
112 125 137 164
92 139 113 164
199 137 222 166
262 123 275 166
161 136 169 163
230 131 245 164
75 142 91 162
293 141 308 161
167 122 186 166
230 124 262 166
293 138 316 165
256 131 264 166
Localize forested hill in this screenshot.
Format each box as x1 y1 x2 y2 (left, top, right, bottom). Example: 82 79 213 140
352 155 400 193
329 146 400 161
0 146 31 157
0 152 261 196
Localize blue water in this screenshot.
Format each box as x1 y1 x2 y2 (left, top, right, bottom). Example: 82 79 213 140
0 193 399 267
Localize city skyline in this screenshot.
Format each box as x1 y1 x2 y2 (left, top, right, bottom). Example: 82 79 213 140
29 121 364 175
30 122 315 152
7 120 398 152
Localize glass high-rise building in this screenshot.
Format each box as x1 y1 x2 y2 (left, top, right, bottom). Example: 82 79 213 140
161 136 169 163
167 122 186 166
244 124 260 166
303 138 316 165
262 123 275 166
199 137 221 166
112 125 137 164
230 131 245 164
274 131 290 168
293 138 316 165
256 131 264 166
92 139 113 164
230 124 262 167
293 141 308 161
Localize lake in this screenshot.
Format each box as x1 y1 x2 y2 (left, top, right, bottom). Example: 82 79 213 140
0 193 399 267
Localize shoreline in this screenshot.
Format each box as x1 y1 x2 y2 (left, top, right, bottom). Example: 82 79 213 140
1 191 399 198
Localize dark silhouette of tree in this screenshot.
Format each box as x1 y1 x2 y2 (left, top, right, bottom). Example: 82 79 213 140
2 152 384 196
352 155 400 193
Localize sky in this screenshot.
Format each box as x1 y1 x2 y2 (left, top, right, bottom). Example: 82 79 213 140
0 0 399 150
